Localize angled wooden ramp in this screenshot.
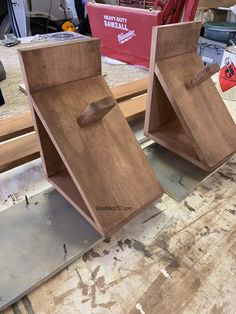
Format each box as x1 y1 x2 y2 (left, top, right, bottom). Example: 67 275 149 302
18 38 163 236
144 22 236 172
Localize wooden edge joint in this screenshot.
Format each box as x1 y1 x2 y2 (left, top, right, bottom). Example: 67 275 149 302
77 96 116 127
185 63 220 90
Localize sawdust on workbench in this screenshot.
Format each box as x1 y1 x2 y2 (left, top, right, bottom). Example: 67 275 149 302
0 40 148 120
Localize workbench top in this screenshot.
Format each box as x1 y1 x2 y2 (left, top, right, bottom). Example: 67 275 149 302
0 38 236 314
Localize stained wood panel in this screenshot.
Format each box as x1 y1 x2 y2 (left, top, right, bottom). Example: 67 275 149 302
120 94 147 121
19 39 163 236
112 77 147 102
154 22 201 60
145 22 236 171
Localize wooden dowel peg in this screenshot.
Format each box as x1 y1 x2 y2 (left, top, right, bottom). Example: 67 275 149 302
77 96 116 127
185 63 220 90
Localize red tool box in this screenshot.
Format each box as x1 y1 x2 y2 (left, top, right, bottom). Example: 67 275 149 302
87 1 199 67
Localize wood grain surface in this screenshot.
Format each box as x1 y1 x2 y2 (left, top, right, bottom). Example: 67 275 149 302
112 77 147 102
19 38 101 93
0 133 39 173
0 112 34 142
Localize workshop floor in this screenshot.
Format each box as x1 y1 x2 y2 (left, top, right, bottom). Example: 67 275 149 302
0 40 236 314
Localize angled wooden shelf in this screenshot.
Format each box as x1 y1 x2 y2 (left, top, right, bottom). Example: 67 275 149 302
19 38 163 236
144 21 236 172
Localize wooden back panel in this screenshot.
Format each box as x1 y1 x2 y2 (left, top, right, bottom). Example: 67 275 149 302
154 22 201 60
19 38 101 92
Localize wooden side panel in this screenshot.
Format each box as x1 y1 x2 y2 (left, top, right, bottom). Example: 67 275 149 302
30 75 163 235
18 39 101 92
154 22 201 60
144 26 176 136
49 170 95 226
32 108 65 177
148 119 208 170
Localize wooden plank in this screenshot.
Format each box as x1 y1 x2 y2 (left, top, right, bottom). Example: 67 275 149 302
0 112 34 142
111 77 148 102
119 94 147 121
18 39 163 236
0 133 39 173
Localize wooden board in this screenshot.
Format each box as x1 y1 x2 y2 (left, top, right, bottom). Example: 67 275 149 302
120 94 147 121
145 22 236 171
112 77 147 102
0 133 39 173
18 39 163 236
0 112 34 142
